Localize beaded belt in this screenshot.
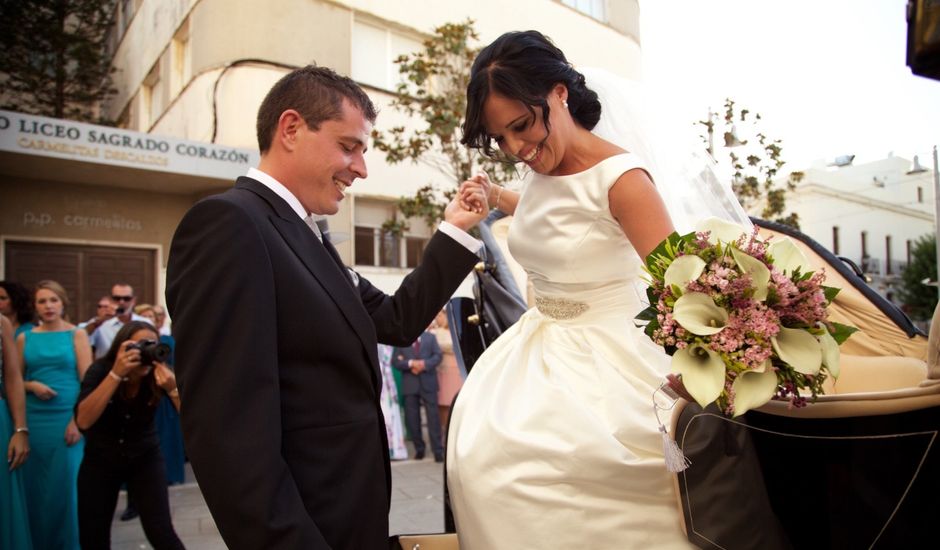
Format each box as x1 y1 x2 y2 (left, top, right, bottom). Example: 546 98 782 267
535 295 589 320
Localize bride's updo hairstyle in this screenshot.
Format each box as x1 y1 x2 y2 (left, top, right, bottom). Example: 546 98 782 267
461 30 601 157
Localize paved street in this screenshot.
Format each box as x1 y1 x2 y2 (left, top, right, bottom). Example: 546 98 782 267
112 458 447 549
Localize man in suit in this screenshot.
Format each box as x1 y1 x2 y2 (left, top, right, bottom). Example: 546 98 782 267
392 328 444 462
165 66 486 549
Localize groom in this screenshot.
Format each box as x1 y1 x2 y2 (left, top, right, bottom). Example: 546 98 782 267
166 66 484 549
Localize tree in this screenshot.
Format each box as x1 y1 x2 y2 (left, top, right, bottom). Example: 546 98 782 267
698 99 801 228
897 234 938 321
372 20 515 234
0 0 117 123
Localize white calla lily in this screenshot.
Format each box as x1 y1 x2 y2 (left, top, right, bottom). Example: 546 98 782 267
664 255 707 293
818 326 841 379
771 326 822 375
731 365 778 417
731 248 771 302
673 344 726 408
768 238 811 275
673 292 729 335
695 217 748 245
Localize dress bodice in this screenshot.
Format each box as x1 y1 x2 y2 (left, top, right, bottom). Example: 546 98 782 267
508 153 647 295
23 329 79 412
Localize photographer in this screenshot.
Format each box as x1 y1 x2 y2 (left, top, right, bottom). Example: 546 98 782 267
74 321 184 549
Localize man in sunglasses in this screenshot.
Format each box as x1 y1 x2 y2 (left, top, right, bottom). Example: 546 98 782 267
89 283 149 360
79 295 117 336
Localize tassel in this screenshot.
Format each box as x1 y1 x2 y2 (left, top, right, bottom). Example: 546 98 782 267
660 425 691 473
653 382 690 473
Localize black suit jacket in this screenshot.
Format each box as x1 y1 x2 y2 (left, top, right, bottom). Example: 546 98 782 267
165 177 478 549
391 331 443 396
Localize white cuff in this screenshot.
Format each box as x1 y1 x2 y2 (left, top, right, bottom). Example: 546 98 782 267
438 221 483 253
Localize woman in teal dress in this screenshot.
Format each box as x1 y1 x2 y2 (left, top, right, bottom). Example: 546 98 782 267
17 280 91 549
1 314 32 549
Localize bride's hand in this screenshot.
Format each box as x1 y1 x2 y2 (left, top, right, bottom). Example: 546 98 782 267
444 185 488 231
665 373 694 403
458 172 491 214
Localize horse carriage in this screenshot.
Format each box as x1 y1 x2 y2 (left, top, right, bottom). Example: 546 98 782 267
391 214 938 550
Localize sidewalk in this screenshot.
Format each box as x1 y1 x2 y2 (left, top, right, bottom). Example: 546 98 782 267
111 458 447 549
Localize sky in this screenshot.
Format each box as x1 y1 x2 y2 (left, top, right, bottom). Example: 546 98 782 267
638 0 940 169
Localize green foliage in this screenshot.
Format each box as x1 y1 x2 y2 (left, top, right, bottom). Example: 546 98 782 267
0 0 117 123
829 322 859 345
897 234 938 321
372 19 516 228
698 99 801 229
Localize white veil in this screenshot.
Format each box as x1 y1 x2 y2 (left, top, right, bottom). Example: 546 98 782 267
580 67 751 233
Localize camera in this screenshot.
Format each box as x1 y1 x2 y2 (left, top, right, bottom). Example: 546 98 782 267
127 339 171 366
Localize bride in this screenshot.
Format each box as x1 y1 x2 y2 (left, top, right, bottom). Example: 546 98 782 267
447 30 744 548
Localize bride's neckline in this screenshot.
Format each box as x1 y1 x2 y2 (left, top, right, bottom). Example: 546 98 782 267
539 152 633 179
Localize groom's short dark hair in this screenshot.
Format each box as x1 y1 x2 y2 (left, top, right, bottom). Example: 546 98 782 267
256 65 377 153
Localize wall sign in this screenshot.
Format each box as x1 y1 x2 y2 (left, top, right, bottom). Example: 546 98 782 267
0 110 259 180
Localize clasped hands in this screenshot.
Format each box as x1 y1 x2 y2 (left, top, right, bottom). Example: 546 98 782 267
408 359 427 375
445 172 494 228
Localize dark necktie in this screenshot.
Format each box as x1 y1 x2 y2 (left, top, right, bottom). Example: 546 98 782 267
413 339 421 356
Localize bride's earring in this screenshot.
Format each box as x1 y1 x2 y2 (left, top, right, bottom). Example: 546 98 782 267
563 100 569 109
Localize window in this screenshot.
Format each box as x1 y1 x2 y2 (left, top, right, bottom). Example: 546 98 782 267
561 0 608 22
907 239 913 266
354 226 376 266
142 62 163 130
351 20 422 90
860 231 868 260
918 186 924 203
832 226 839 255
353 199 430 268
170 19 191 98
405 237 426 268
106 0 140 56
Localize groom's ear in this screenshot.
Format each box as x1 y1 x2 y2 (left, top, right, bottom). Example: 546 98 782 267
277 109 305 153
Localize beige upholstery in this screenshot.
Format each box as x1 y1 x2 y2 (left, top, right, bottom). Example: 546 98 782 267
823 354 928 394
926 301 940 383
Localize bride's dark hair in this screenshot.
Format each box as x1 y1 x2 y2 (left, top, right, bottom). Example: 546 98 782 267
461 30 601 156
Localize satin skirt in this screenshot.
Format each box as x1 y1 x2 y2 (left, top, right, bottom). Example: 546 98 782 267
447 283 693 549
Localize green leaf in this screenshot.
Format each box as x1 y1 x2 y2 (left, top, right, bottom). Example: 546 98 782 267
823 286 841 302
643 317 660 339
635 306 658 322
828 322 859 345
644 231 690 272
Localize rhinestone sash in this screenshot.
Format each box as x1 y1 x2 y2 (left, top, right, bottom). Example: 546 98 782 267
534 295 589 320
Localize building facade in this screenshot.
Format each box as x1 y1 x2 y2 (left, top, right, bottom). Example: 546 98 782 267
782 155 936 302
1 0 642 322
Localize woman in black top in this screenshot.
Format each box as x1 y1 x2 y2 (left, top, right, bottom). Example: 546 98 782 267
74 321 185 549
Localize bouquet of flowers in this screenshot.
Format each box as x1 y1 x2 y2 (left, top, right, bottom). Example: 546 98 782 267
638 218 857 418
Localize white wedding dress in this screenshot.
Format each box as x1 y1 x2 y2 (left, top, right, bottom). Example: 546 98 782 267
447 153 693 549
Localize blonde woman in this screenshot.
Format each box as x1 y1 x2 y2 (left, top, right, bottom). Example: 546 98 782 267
17 280 91 549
